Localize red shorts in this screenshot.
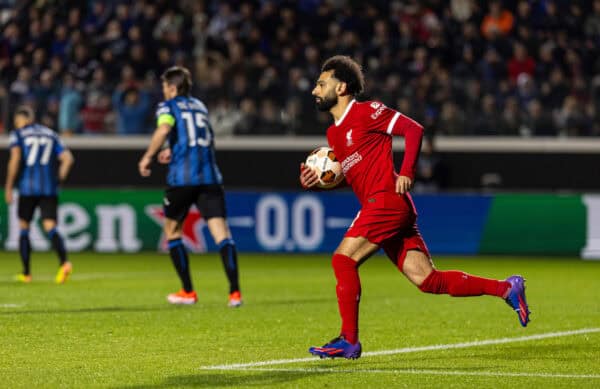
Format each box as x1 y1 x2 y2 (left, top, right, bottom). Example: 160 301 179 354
345 192 430 268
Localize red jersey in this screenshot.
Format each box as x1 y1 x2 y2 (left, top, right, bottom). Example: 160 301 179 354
326 100 424 205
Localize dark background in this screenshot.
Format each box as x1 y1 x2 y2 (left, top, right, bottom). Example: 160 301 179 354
2 149 598 191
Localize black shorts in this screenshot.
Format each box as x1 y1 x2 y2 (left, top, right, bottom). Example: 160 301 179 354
18 195 58 222
163 185 227 223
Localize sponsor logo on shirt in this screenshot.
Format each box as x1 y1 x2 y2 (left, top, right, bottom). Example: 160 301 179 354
341 151 362 174
370 103 386 120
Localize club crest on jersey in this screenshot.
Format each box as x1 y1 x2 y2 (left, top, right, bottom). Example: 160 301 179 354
346 129 353 146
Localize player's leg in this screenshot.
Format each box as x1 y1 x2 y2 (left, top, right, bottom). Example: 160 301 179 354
16 196 35 282
387 225 529 326
198 185 241 307
163 187 197 304
206 217 242 307
402 250 529 326
40 196 72 284
402 249 510 297
308 236 379 359
331 236 379 344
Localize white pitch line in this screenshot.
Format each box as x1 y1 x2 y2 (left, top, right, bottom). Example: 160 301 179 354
200 327 600 370
242 367 600 380
0 303 25 308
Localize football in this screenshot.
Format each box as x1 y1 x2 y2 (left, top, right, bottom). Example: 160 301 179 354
304 146 344 189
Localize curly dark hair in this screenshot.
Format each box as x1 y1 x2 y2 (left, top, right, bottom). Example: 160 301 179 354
321 55 365 96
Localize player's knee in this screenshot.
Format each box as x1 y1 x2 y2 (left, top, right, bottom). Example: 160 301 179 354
332 253 358 271
217 238 235 249
163 219 182 239
418 269 442 293
46 227 58 238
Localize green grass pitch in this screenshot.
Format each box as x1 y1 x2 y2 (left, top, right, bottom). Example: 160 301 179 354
0 252 599 388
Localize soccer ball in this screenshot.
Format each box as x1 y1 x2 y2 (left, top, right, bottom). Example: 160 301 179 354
304 146 344 189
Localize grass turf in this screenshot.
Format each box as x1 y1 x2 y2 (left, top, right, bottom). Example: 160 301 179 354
0 252 599 388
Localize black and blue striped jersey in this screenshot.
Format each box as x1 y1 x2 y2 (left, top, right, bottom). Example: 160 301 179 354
9 124 66 196
156 96 223 187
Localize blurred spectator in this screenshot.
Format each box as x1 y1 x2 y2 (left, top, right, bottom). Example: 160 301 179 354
585 0 600 44
211 98 242 137
414 137 447 193
58 74 82 135
257 99 285 135
555 95 592 136
508 42 535 83
470 94 502 135
438 101 466 136
522 99 557 136
481 1 514 40
234 98 259 136
81 92 112 134
112 86 150 135
515 73 538 107
500 97 523 136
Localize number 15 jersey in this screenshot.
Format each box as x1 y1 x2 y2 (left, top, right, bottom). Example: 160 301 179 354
156 96 223 187
9 124 66 196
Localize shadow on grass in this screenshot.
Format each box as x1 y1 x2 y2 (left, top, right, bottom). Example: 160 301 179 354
0 305 172 315
115 370 328 388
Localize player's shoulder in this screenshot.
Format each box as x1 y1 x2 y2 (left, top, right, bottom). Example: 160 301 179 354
353 100 394 122
36 123 58 136
156 99 173 116
355 100 388 113
187 96 209 114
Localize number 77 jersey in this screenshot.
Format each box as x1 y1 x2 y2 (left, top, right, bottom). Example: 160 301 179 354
156 96 223 187
9 124 66 196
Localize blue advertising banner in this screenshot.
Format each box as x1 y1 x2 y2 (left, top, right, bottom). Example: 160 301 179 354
210 192 492 255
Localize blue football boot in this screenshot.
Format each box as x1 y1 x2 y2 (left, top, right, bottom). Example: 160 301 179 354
505 275 530 327
309 336 362 359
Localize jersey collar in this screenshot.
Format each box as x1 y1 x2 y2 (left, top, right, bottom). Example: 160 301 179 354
335 99 356 127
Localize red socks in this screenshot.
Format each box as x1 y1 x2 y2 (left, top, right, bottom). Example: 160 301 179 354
419 270 510 298
332 253 361 344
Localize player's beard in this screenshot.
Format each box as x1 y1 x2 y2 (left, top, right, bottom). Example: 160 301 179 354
315 91 338 112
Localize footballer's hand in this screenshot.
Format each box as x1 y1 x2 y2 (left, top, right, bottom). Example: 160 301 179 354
300 163 319 189
157 148 172 164
4 189 13 204
395 175 413 194
138 155 152 177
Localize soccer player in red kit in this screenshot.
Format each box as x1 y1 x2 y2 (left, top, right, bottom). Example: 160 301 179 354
301 56 530 359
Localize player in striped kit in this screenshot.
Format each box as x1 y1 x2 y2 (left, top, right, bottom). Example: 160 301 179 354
138 66 242 307
5 105 74 283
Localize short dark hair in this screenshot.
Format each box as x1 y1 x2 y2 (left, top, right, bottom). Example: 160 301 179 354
14 105 35 120
160 66 192 96
321 55 365 96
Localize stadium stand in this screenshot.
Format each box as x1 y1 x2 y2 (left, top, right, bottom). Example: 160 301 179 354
0 0 598 136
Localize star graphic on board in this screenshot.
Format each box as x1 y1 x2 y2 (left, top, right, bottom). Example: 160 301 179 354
145 205 208 253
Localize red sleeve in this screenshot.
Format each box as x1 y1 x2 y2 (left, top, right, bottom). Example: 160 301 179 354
365 102 424 180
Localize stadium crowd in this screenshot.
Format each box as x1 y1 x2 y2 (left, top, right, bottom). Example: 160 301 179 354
0 0 599 136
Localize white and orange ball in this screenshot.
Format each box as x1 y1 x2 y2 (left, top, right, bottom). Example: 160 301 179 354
304 146 344 189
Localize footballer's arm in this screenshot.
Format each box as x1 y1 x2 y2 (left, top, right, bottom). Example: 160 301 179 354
4 146 21 204
139 123 172 177
393 115 424 194
58 150 75 182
